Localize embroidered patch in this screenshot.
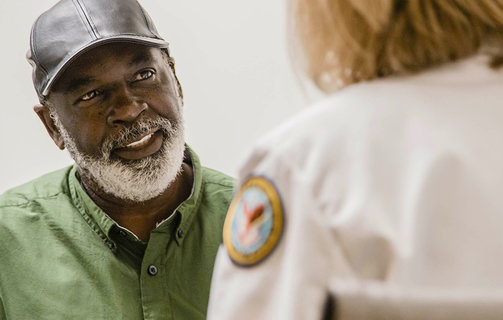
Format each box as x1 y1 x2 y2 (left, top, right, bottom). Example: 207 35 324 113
223 176 284 266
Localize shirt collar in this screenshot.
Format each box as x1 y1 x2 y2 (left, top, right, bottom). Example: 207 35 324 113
173 145 203 245
68 145 203 249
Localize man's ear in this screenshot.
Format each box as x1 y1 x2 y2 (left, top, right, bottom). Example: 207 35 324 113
33 105 65 150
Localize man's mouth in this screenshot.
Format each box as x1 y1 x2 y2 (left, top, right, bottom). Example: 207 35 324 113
125 132 155 148
113 130 164 160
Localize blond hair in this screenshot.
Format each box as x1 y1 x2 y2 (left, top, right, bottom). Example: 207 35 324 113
291 0 503 92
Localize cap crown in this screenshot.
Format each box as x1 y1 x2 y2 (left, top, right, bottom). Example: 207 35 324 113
28 0 169 98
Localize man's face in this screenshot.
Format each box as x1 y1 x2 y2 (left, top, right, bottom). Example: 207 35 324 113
45 42 186 202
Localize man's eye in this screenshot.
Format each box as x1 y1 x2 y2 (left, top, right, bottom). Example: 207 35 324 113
134 70 155 81
80 90 101 102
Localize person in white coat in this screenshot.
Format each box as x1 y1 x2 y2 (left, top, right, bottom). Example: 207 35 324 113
207 1 503 319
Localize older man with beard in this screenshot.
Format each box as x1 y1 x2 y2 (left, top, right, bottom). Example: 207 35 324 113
0 0 233 319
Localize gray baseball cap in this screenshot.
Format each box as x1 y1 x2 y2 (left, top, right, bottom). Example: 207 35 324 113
27 0 170 99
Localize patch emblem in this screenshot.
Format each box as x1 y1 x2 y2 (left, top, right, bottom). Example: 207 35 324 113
223 176 284 266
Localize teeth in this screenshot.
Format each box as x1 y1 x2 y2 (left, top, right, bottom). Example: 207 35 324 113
126 133 154 148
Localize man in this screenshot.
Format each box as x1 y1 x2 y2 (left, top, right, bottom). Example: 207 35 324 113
208 0 503 319
0 0 233 319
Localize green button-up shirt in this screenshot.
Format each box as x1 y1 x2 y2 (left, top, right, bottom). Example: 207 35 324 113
0 148 234 319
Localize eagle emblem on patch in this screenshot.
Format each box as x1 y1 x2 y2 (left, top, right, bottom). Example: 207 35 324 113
223 176 284 266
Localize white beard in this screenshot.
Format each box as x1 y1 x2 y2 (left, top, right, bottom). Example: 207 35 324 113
51 111 186 202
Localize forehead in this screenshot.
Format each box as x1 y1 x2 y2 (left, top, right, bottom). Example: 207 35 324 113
51 43 164 93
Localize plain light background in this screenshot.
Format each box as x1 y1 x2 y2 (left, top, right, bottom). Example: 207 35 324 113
0 0 318 193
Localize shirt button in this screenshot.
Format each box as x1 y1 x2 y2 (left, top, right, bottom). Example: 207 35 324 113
106 241 115 250
119 230 127 237
148 265 158 276
177 229 184 238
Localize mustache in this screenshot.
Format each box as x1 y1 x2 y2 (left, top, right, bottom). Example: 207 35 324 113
101 117 176 156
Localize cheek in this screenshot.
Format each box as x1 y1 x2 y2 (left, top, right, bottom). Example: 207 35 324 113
65 115 109 154
157 67 183 104
157 94 183 120
145 85 183 119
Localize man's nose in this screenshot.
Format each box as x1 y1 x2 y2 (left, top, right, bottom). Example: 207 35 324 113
107 88 147 126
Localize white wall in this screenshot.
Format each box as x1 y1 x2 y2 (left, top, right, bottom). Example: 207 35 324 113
0 0 311 193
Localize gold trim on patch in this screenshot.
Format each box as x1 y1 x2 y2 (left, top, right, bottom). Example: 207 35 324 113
223 176 284 266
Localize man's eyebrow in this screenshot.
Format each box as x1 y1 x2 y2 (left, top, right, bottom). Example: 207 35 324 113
129 53 154 67
65 77 97 93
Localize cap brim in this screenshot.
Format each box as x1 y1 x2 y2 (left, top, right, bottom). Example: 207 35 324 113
41 35 169 97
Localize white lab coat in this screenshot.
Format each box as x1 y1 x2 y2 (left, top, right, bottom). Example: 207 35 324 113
207 54 503 319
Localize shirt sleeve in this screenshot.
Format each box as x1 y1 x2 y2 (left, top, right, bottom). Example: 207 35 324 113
207 147 355 319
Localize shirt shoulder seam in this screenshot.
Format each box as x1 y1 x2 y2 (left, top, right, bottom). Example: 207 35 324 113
0 192 63 209
203 180 234 188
